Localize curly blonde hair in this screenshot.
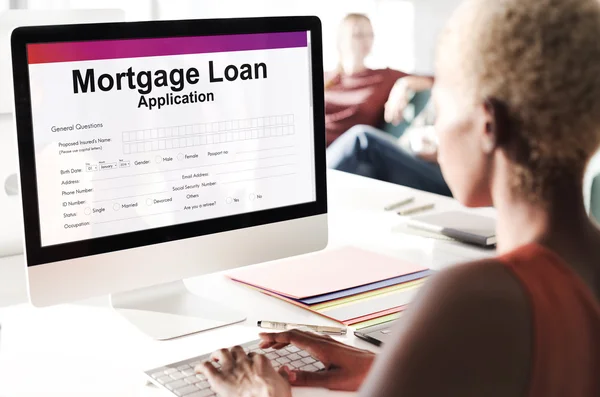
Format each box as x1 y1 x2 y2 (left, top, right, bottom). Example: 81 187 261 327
441 0 600 201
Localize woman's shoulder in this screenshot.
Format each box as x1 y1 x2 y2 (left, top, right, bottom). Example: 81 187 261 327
361 258 533 397
416 258 533 358
425 258 527 310
380 259 533 396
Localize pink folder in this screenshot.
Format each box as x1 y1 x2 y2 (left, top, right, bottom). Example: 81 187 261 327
228 246 427 299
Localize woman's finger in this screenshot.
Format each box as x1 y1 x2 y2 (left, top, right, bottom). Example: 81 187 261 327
259 329 334 359
384 101 393 123
210 348 234 371
230 346 249 364
392 101 406 125
251 352 275 375
195 361 223 383
259 339 290 349
278 366 294 382
269 342 291 350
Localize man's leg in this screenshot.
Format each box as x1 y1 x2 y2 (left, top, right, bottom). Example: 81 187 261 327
327 125 452 196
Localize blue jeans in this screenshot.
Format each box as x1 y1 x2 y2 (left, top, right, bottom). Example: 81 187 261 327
327 125 452 197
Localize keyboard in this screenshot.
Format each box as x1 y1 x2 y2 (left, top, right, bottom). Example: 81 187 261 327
145 339 325 397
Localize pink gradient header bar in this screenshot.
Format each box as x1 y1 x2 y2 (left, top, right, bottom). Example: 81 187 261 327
27 31 307 64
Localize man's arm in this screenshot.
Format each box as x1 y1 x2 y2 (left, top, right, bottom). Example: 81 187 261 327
358 260 532 397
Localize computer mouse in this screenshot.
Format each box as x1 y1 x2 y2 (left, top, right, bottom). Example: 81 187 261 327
4 173 18 196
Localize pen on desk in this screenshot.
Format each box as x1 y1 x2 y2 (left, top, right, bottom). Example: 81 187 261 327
257 321 347 336
397 203 435 216
384 197 415 211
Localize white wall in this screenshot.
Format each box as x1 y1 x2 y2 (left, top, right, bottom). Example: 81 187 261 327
8 0 462 74
411 0 462 74
156 0 415 72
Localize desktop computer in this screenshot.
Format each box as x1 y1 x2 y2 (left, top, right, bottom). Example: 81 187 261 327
11 17 327 341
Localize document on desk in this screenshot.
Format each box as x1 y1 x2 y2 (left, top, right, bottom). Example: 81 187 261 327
317 279 424 322
228 246 428 299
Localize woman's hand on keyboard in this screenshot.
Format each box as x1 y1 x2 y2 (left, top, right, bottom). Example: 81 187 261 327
259 329 376 391
196 345 292 397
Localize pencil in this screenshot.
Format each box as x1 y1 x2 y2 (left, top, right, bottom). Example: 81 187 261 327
384 197 415 211
398 203 435 216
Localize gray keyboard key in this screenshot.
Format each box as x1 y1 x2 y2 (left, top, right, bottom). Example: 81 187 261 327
197 380 210 389
290 360 304 368
301 357 316 365
151 369 168 379
266 352 278 360
196 374 207 381
298 350 310 358
175 384 199 396
156 375 173 384
165 368 179 375
166 380 188 390
287 353 301 361
315 362 325 370
184 375 199 384
182 368 196 376
276 357 291 365
170 372 186 380
301 364 319 372
178 365 191 371
286 346 300 353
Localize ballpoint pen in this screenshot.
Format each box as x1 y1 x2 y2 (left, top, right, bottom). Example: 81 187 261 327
257 321 347 336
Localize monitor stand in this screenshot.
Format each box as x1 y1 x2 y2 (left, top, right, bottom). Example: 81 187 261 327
110 280 246 340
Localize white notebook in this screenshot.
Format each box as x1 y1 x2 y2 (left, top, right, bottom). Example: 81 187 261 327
407 211 496 247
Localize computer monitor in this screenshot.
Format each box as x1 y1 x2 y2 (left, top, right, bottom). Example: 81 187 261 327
11 17 328 340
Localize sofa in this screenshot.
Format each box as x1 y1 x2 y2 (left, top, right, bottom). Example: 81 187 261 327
586 152 600 222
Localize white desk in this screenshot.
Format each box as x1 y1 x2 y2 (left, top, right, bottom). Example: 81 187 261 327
0 170 495 397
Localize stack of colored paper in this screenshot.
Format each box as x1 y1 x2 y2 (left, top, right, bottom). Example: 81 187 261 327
228 247 433 327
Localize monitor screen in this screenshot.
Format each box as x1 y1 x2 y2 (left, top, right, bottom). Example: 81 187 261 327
25 32 317 247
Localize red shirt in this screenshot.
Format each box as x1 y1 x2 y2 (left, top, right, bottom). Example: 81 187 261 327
500 244 600 397
324 68 407 145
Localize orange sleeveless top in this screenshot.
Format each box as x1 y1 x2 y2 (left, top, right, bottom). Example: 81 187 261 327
499 244 600 397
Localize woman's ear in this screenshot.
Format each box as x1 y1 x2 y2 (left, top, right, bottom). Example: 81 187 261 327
482 97 511 153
